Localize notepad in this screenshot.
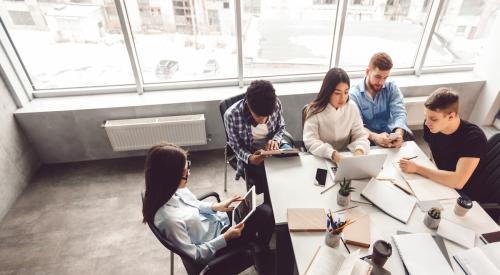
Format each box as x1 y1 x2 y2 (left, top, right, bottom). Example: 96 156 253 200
453 242 500 275
287 208 326 232
392 233 455 275
342 208 371 248
305 246 370 275
361 178 416 224
436 219 476 248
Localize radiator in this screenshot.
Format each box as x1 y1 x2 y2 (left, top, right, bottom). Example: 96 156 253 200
103 114 207 151
405 96 427 129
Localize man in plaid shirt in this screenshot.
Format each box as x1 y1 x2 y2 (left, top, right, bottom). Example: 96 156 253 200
224 80 291 203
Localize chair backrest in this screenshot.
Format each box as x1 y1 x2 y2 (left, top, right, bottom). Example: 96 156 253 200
301 104 309 129
468 133 500 202
141 194 203 275
219 93 246 140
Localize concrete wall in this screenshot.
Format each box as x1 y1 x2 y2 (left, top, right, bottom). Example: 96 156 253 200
0 75 40 221
15 76 484 164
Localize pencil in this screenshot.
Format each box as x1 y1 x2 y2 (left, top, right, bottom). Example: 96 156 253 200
333 205 359 213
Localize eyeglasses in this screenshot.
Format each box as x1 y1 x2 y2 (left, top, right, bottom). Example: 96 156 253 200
181 160 191 181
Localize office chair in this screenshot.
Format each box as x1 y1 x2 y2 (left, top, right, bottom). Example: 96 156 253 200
142 192 254 275
219 93 296 192
469 133 500 223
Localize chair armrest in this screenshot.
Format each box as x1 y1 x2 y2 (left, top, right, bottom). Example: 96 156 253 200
197 192 221 203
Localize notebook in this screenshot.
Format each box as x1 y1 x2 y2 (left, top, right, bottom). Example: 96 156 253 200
480 230 500 244
436 219 476 248
305 246 371 275
392 233 455 275
397 231 452 268
287 208 326 232
361 178 416 224
342 208 371 248
453 242 500 275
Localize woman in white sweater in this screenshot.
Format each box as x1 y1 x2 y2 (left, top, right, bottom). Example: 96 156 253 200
303 68 370 163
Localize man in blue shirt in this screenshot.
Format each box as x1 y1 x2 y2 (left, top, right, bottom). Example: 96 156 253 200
350 52 412 148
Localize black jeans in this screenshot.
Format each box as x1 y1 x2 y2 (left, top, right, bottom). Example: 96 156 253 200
245 163 271 204
215 204 275 274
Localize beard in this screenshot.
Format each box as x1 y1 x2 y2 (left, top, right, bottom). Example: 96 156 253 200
368 81 382 92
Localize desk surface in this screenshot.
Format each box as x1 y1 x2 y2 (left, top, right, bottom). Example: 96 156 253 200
265 141 499 275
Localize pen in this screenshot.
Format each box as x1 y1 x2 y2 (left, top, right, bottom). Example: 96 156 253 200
397 156 418 163
333 205 359 213
341 235 351 254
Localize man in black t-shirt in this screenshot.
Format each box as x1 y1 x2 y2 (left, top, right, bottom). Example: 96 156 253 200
399 88 487 198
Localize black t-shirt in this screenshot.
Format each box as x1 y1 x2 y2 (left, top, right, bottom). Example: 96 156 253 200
423 119 487 197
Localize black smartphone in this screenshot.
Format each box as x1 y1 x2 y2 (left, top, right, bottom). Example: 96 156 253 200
315 168 327 186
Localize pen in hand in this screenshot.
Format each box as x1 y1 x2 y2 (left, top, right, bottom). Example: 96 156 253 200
397 156 418 163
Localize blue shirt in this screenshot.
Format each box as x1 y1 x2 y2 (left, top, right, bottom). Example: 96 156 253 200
350 79 410 134
224 98 287 179
154 188 230 264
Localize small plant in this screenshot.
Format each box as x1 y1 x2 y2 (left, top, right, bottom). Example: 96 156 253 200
428 207 441 219
338 178 355 196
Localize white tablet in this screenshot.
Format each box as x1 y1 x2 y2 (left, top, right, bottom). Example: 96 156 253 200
232 186 256 225
260 148 300 156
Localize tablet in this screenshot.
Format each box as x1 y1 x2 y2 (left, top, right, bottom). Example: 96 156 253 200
232 186 256 225
260 148 300 156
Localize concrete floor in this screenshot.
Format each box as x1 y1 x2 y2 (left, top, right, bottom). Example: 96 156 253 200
0 133 431 275
0 149 255 275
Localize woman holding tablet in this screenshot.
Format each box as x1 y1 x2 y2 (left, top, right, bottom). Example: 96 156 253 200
303 68 370 163
142 143 274 274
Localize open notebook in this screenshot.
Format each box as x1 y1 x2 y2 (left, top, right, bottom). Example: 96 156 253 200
361 178 416 224
305 246 371 275
453 242 500 275
392 233 455 275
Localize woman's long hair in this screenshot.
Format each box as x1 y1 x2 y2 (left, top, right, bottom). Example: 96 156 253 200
142 143 187 224
303 68 350 121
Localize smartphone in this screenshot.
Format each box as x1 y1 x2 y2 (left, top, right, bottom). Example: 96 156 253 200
388 132 400 141
315 168 327 186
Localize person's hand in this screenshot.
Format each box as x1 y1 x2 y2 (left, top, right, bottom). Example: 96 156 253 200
399 158 418 173
223 223 245 241
212 195 243 212
372 132 392 147
354 149 364 156
249 150 267 166
265 139 280 151
331 151 341 164
390 134 403 148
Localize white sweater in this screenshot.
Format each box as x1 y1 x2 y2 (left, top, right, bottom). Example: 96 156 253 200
303 101 370 159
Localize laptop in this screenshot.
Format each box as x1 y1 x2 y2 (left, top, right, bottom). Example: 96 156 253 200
328 153 387 182
232 186 256 225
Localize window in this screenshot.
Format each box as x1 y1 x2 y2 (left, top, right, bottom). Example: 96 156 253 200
339 0 431 70
242 0 337 77
129 0 237 83
3 3 134 89
424 0 500 67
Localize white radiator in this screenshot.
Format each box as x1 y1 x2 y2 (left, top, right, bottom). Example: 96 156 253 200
405 96 427 129
103 114 207 151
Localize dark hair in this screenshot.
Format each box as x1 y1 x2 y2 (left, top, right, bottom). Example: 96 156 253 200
369 52 393 71
142 143 187 224
245 80 277 116
304 68 350 121
425 87 459 114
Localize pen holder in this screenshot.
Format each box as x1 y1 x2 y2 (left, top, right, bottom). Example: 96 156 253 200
424 207 441 229
325 231 341 248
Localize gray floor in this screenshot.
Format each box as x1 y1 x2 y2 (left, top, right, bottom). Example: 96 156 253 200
0 134 431 275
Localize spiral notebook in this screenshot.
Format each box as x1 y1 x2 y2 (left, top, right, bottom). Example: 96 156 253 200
392 233 455 275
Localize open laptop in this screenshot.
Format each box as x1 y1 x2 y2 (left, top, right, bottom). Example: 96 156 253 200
232 186 256 225
328 153 387 182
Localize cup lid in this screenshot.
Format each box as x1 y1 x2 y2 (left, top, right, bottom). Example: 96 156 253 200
457 197 473 209
373 240 392 256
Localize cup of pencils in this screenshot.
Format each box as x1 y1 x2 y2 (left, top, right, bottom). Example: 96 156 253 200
325 211 354 248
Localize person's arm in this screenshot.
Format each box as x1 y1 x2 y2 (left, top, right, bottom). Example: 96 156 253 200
387 83 410 134
303 114 337 160
347 103 370 155
400 157 480 189
224 112 252 164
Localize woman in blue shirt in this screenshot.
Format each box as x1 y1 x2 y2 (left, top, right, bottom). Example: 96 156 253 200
142 143 274 274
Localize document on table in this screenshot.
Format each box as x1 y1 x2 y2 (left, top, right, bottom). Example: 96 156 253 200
305 246 370 275
436 219 476 248
453 242 500 275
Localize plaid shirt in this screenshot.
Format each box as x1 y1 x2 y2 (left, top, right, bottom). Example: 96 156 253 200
223 98 287 179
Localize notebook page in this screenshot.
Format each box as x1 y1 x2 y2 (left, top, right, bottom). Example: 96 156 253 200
453 245 500 275
481 242 500 271
437 219 475 248
392 233 455 275
305 245 343 275
406 178 459 201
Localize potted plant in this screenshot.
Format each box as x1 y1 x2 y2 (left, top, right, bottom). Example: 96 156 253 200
424 207 441 229
337 178 355 206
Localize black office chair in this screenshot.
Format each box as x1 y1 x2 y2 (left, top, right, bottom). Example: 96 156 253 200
142 192 254 275
219 93 296 192
468 133 500 223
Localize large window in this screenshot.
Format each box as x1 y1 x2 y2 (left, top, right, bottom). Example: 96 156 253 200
424 0 500 66
1 1 134 89
339 0 431 70
0 0 499 96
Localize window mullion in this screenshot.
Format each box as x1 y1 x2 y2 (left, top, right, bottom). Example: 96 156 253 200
235 0 244 87
413 0 446 76
115 0 144 94
330 0 348 69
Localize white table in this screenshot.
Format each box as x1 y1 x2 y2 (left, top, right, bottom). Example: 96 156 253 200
265 141 499 275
